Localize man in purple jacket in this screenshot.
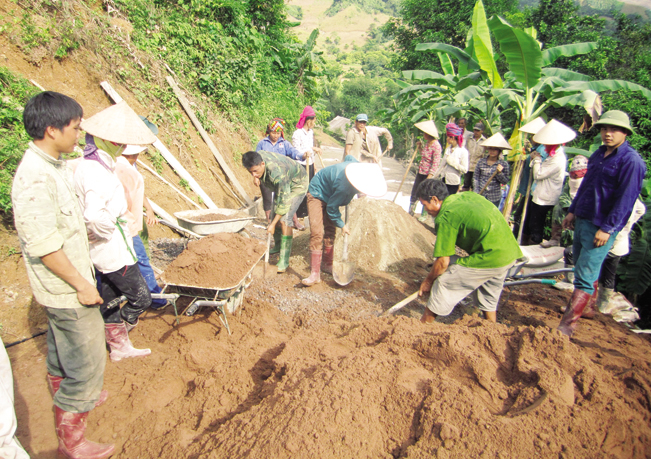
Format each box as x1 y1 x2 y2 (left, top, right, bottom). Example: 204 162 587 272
560 110 646 337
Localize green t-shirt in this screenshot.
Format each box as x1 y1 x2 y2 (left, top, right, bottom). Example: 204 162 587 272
433 192 523 269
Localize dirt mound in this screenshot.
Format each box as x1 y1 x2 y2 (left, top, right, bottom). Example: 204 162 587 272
335 198 437 272
160 233 266 288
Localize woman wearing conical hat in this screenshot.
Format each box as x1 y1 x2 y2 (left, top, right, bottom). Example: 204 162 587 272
74 101 156 362
409 120 442 216
523 119 575 245
474 133 511 208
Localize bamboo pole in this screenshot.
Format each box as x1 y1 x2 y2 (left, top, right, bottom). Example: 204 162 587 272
392 145 420 203
381 292 419 316
136 159 202 209
165 76 253 206
210 167 245 207
99 81 219 209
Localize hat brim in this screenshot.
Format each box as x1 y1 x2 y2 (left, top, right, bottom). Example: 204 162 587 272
81 101 157 145
122 145 148 156
532 119 577 145
593 119 634 135
344 163 387 198
414 120 439 139
480 133 512 150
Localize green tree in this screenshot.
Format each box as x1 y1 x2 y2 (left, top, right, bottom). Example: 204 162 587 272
382 0 519 72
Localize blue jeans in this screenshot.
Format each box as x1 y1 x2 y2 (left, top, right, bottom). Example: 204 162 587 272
573 217 617 294
133 235 166 307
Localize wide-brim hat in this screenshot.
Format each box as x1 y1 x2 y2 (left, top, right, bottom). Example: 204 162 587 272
481 133 512 150
593 110 634 135
122 145 148 156
519 117 546 135
533 119 576 145
345 163 387 198
414 120 439 139
81 101 157 145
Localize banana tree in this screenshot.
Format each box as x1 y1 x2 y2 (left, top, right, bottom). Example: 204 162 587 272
392 0 651 219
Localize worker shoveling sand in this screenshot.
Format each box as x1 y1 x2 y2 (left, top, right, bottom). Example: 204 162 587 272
331 198 437 272
161 233 266 288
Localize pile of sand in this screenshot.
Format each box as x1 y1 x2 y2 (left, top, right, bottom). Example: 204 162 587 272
161 233 266 288
333 198 437 272
102 303 651 459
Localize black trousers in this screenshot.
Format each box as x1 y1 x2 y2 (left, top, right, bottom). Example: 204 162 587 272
99 264 152 325
525 199 553 244
446 183 459 196
296 163 315 219
260 182 273 212
410 173 428 205
463 171 474 190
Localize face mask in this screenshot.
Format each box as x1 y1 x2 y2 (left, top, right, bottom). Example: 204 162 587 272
569 177 583 199
94 136 125 160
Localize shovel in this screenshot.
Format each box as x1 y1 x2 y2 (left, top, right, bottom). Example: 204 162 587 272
333 206 355 286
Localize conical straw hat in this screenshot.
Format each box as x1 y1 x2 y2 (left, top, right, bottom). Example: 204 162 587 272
533 119 576 145
480 133 512 150
414 120 439 139
345 163 387 198
81 101 157 145
519 117 546 135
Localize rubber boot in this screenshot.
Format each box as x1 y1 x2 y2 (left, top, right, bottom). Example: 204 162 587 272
124 319 138 333
48 374 108 408
269 226 282 254
408 201 416 216
418 207 428 222
322 245 334 274
581 281 599 319
301 250 322 286
560 280 598 317
596 284 615 313
293 214 305 231
55 406 115 459
104 322 151 362
557 289 591 337
540 223 562 248
276 235 293 273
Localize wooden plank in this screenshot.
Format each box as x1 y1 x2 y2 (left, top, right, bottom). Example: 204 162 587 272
149 200 177 224
165 76 254 206
99 81 218 209
136 159 202 209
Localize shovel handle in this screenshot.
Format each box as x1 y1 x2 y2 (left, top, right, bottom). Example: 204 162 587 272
382 291 420 316
342 205 349 261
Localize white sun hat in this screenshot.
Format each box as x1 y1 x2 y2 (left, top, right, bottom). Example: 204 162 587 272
480 133 512 150
81 101 157 145
122 145 148 156
414 120 439 139
532 119 577 145
345 163 388 197
519 117 546 135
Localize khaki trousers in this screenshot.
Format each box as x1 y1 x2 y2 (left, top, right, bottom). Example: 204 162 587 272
306 193 337 251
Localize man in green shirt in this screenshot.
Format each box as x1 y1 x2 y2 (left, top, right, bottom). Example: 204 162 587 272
243 150 308 272
417 179 523 323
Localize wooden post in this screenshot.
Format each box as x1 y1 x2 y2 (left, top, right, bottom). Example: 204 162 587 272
136 159 202 209
99 81 219 209
392 145 420 203
166 76 254 206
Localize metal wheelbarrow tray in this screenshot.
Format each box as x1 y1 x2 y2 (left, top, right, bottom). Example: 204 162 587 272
159 249 266 335
174 208 255 235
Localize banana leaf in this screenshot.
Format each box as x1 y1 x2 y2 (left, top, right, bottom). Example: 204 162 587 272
541 68 592 81
438 53 456 76
557 80 651 99
471 0 503 89
488 16 542 89
415 43 481 71
542 42 598 66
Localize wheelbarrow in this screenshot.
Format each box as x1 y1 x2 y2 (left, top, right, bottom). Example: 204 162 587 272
158 248 266 335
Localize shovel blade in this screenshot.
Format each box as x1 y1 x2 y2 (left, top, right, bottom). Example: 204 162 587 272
333 261 355 286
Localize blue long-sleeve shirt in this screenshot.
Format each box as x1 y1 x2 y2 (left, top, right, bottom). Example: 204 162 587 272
568 140 646 233
256 137 303 161
309 155 358 228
